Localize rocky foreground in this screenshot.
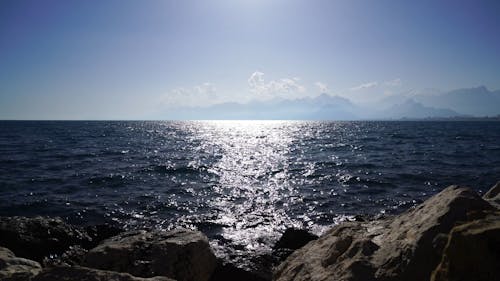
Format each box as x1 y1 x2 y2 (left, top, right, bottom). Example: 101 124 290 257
1 182 499 281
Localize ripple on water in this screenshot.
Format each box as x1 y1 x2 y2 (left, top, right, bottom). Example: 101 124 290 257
1 120 500 271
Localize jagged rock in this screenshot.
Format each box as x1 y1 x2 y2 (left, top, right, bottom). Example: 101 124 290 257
0 216 92 262
32 266 175 281
0 246 42 281
483 181 500 208
431 212 500 281
83 229 216 281
372 185 494 281
274 185 494 281
274 221 380 281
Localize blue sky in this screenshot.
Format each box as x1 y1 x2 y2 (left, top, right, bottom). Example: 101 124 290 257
1 0 499 119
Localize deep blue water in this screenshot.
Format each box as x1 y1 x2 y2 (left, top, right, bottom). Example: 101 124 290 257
1 120 499 264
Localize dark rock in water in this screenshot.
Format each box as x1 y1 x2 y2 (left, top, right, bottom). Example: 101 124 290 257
431 212 500 281
0 246 42 281
274 185 495 281
84 224 123 248
353 214 366 222
0 216 92 262
209 261 269 281
483 181 500 208
274 228 318 251
83 229 216 281
271 228 321 267
32 266 174 281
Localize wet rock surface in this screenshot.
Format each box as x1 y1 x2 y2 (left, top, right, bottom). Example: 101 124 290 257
32 266 174 281
83 229 216 281
0 246 42 281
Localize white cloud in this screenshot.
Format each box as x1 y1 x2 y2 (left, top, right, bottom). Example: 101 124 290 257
194 82 217 96
385 78 402 87
350 81 379 91
248 71 265 89
248 71 306 99
350 79 402 91
314 82 329 93
162 82 217 107
341 78 407 104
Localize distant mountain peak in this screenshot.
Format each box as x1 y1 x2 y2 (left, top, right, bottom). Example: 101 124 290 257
159 85 499 120
316 93 332 99
413 86 500 116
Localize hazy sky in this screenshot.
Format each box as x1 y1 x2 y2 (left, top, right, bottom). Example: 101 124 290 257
1 0 499 119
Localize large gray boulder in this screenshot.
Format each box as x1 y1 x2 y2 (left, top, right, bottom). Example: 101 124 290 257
274 221 381 281
372 185 494 281
83 229 216 281
0 246 42 281
431 214 500 281
0 216 92 262
274 185 494 281
32 266 175 281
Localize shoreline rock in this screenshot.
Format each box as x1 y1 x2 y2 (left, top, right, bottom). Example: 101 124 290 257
0 182 499 281
274 184 499 281
272 228 319 266
0 216 123 264
209 261 269 281
483 181 500 208
273 228 318 251
82 229 216 281
0 216 92 263
0 247 42 281
431 211 500 281
32 266 174 281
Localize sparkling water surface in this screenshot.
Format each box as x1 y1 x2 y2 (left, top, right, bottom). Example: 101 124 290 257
1 121 499 266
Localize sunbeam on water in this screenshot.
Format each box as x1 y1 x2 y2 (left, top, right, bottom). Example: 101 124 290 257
189 121 325 262
1 120 500 269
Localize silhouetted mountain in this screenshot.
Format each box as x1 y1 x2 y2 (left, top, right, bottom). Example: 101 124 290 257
161 87 499 120
414 86 500 116
162 94 359 120
381 99 459 119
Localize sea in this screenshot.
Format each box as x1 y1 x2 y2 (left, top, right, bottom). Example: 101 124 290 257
1 120 499 267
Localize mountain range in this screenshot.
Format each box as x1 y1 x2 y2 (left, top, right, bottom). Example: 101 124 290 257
162 86 500 120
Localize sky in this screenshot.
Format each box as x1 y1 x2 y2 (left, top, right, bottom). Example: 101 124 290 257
1 0 499 119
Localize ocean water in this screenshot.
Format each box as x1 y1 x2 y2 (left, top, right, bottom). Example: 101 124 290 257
1 120 499 265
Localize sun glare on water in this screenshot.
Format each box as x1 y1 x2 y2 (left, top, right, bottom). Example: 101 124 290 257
176 120 336 264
